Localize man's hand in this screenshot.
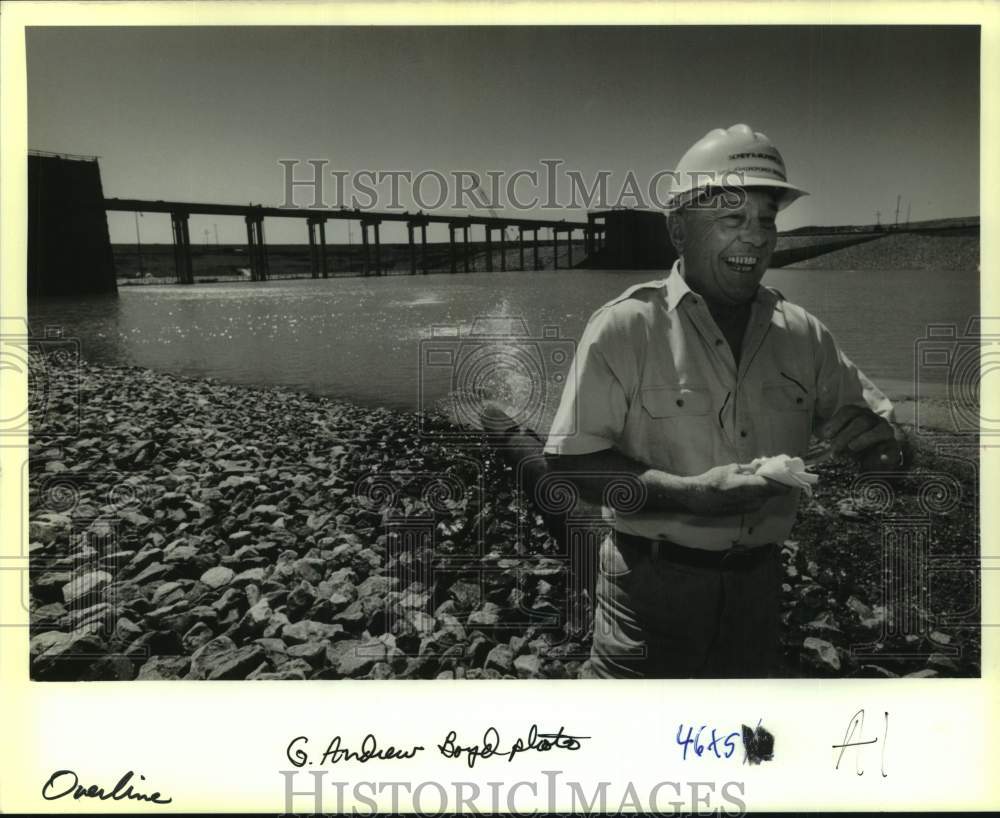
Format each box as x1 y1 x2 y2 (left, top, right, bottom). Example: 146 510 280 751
820 405 905 471
684 463 793 515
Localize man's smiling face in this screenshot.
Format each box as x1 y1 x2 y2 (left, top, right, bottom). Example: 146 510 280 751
673 189 779 307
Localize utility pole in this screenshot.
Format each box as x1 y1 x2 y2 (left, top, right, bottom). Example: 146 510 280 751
214 224 219 246
875 210 881 231
895 194 901 231
134 211 144 274
906 202 911 228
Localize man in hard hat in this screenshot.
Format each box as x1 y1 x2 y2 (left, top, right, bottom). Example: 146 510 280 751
544 124 906 678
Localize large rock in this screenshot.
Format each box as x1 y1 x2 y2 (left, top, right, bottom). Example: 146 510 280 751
282 619 344 645
928 653 960 673
32 601 68 628
182 621 215 651
328 639 387 677
29 514 72 544
286 642 328 667
132 562 173 584
467 602 502 628
234 599 273 637
449 580 483 611
62 571 112 605
332 601 367 632
513 654 543 678
151 581 187 607
137 655 192 680
485 645 514 674
802 637 841 672
190 636 266 680
30 630 71 658
232 568 266 586
124 629 183 661
294 558 325 584
189 635 236 677
357 575 397 599
33 631 108 681
200 566 235 589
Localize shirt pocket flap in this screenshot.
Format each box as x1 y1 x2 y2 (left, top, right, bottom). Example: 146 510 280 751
762 383 811 411
641 386 712 418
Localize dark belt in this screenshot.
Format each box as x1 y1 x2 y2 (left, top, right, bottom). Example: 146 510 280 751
615 531 776 571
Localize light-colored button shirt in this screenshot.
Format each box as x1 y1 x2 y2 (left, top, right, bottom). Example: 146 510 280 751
544 261 894 551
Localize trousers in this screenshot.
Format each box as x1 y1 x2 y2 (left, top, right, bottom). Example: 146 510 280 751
589 532 781 678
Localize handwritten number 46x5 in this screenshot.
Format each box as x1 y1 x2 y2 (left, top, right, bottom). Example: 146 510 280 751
676 724 740 761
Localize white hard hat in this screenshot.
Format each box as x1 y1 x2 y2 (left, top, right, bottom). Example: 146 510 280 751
667 123 808 211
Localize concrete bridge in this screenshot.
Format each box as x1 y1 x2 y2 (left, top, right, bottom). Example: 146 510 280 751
103 198 607 283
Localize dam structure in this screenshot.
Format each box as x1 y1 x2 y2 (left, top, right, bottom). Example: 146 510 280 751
103 197 604 284
29 152 972 297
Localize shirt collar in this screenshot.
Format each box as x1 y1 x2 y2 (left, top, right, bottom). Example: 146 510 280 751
664 260 692 312
665 259 782 318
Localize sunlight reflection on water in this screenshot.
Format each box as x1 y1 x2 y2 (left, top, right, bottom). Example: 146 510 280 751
31 267 976 432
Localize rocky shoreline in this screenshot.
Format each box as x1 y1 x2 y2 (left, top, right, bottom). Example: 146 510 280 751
28 363 980 680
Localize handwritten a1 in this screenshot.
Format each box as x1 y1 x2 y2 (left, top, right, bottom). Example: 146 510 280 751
832 709 888 777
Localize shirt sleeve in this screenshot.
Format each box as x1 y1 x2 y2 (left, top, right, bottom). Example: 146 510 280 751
811 314 896 429
543 307 631 455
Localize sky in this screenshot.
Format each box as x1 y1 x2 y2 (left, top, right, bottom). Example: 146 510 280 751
26 25 980 245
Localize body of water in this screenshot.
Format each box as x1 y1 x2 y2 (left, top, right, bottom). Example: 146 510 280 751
30 266 977 431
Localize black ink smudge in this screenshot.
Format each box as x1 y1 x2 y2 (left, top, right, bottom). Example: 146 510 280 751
742 723 774 765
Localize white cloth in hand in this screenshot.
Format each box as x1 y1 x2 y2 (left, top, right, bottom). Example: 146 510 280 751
745 454 819 496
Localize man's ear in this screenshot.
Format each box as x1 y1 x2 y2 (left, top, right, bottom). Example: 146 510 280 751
667 211 686 254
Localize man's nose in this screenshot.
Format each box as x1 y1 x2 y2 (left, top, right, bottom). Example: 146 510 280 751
739 219 770 247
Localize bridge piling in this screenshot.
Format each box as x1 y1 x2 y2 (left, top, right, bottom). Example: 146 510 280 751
533 228 540 270
171 211 194 284
172 213 182 282
307 218 319 278
319 219 328 278
420 222 428 274
568 228 574 267
374 220 382 276
552 227 559 270
499 228 507 272
518 227 525 271
260 219 269 280
407 222 417 275
448 225 457 273
245 215 257 280
463 225 470 272
361 220 371 275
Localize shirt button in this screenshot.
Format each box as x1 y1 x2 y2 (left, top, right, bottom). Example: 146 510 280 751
740 430 748 438
747 526 755 535
676 398 684 407
796 397 804 404
715 339 724 346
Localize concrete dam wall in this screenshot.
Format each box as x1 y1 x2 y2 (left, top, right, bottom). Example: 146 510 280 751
28 153 117 297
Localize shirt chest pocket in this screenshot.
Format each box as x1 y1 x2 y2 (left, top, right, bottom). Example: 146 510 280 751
638 385 713 472
761 382 814 457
